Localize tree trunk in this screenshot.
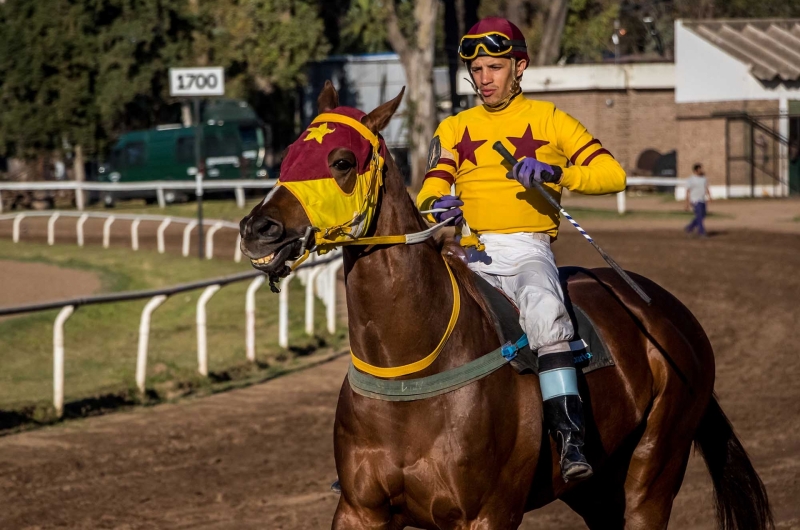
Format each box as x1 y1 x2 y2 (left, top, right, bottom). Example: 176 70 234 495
73 144 86 210
504 0 527 28
534 0 569 65
386 0 439 190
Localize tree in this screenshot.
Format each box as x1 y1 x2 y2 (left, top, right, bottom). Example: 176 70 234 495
0 0 195 175
384 0 440 189
196 0 330 98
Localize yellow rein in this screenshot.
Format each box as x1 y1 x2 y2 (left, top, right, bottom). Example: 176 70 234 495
350 259 460 378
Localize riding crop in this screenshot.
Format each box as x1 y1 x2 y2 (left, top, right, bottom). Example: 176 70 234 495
492 141 652 305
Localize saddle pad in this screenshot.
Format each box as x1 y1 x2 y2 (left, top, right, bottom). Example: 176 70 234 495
472 271 614 375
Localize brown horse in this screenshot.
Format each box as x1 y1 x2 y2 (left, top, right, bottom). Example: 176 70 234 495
240 82 772 530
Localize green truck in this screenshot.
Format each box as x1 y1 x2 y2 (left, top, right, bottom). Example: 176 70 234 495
97 99 272 206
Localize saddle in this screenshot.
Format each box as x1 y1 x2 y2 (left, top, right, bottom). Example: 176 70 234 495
346 267 615 402
472 269 615 376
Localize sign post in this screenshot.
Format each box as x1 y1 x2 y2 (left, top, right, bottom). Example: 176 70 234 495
169 67 225 259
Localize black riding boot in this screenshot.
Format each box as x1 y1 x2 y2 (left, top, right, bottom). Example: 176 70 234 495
543 394 593 482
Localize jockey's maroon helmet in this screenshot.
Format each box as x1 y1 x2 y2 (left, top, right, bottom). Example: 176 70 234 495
459 17 529 63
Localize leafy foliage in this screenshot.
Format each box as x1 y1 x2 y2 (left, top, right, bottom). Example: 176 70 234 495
195 0 330 97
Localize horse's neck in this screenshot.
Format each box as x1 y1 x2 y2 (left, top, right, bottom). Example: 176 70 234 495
343 158 453 369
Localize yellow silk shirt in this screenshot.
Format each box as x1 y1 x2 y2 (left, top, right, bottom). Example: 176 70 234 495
416 95 626 238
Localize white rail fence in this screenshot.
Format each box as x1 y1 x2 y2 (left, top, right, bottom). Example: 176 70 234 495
0 211 243 261
615 177 687 214
0 179 276 212
0 251 343 418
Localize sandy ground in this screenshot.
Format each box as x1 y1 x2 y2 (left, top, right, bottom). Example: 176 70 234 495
561 192 800 234
0 259 101 310
1 222 799 529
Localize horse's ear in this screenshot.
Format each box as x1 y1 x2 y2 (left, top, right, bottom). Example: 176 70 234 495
362 87 405 134
317 80 339 114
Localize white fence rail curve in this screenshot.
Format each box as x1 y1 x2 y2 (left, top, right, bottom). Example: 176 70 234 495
0 178 277 212
0 252 342 418
0 210 244 262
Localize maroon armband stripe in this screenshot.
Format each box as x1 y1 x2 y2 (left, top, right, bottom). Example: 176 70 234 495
438 158 457 168
582 148 614 166
570 139 601 165
424 170 455 185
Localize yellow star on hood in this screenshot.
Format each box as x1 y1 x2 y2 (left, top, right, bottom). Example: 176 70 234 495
304 123 335 144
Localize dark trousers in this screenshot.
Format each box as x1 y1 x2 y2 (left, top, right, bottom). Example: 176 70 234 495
685 202 706 235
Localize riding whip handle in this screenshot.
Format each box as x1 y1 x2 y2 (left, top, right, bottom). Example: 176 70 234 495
492 141 652 305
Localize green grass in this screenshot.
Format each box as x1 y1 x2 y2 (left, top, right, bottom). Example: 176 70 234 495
0 240 345 422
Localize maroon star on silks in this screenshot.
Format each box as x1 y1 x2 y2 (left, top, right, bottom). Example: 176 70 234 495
454 127 486 168
507 125 549 160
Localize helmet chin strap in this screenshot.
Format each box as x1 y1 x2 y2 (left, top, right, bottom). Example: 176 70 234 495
464 57 523 112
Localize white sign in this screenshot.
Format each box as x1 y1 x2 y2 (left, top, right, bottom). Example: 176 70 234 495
169 67 225 97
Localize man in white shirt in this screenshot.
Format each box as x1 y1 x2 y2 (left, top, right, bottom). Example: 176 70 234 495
685 163 711 236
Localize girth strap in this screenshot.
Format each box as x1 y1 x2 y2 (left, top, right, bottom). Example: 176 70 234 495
348 335 528 401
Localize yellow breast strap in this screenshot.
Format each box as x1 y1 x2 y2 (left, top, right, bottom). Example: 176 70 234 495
350 259 460 378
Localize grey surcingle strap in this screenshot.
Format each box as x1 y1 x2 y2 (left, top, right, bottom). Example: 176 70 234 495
348 335 528 402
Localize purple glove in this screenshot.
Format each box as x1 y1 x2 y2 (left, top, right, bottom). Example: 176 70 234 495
432 195 464 225
511 158 559 188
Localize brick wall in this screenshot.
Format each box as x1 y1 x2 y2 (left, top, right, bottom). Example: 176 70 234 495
529 89 678 174
525 90 784 192
676 100 780 187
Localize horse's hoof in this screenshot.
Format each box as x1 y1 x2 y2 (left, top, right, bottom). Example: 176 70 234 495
563 462 594 483
330 479 341 494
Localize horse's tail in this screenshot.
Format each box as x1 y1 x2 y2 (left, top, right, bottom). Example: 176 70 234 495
694 395 773 530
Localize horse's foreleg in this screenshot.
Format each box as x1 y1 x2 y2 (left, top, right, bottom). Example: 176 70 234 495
332 497 402 530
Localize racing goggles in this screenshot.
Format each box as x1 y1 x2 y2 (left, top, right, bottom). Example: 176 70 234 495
458 32 526 60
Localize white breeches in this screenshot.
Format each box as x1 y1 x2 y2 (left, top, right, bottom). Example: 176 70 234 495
466 232 574 352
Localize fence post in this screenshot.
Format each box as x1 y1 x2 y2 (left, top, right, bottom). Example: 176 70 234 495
12 213 26 243
53 305 75 418
102 216 116 249
245 276 266 362
156 217 172 254
0 191 3 214
617 190 627 215
235 187 245 208
182 220 198 257
305 265 325 336
205 221 224 260
47 212 61 246
156 186 166 208
278 274 295 349
131 218 141 251
196 284 221 376
76 213 89 247
326 259 344 334
136 295 168 395
234 234 243 263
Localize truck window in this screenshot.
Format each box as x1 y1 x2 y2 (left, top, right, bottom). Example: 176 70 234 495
205 130 238 157
124 142 147 166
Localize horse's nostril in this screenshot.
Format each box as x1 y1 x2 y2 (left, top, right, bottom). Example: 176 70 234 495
245 215 284 242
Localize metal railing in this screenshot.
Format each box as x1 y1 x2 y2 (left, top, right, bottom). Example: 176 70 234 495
0 178 277 212
0 251 343 418
0 210 243 261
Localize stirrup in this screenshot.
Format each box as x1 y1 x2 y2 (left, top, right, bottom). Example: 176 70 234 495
330 479 341 494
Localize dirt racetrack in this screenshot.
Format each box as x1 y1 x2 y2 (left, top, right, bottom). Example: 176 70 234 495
1 225 799 529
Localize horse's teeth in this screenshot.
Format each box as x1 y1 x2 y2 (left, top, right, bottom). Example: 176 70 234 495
251 253 275 265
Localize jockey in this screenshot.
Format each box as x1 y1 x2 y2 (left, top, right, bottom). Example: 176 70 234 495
417 17 626 482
